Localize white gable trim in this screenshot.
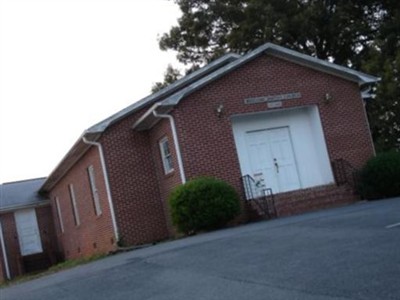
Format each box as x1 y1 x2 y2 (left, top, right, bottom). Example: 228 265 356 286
134 43 379 131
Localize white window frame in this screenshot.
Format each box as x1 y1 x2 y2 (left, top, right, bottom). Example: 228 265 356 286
55 196 64 233
68 184 80 226
87 165 102 216
159 137 174 174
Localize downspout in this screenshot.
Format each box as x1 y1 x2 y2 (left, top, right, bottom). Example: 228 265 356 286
153 104 186 184
0 219 11 280
361 100 376 156
82 135 119 242
360 84 377 156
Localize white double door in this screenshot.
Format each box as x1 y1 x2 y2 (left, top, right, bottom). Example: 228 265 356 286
245 126 300 194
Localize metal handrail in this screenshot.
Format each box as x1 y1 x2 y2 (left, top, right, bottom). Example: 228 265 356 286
241 174 256 200
241 174 276 217
331 159 359 190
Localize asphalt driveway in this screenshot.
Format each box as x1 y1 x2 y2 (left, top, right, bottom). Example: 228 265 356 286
2 197 400 300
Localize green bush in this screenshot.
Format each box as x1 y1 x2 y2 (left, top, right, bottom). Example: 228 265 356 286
358 151 400 200
169 177 241 234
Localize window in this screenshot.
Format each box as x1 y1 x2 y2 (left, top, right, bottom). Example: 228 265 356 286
87 165 102 216
159 137 174 174
68 184 80 226
55 196 64 233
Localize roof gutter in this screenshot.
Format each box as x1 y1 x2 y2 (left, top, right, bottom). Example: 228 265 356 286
39 135 95 193
82 135 119 242
152 103 186 184
0 200 51 214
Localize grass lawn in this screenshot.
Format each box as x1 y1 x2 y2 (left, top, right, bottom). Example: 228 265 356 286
0 254 106 288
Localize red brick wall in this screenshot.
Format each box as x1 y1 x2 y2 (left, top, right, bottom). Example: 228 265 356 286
171 54 373 182
0 205 58 279
35 206 59 264
0 213 22 278
100 110 170 246
273 184 359 217
148 54 374 223
49 146 116 259
149 118 182 236
0 254 4 282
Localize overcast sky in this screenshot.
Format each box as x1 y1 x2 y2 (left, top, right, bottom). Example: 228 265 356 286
0 0 182 183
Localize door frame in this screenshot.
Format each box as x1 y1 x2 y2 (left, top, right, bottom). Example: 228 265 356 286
245 125 301 193
231 106 335 194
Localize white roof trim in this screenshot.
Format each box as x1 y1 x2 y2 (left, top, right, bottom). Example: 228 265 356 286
87 53 240 134
161 43 379 108
266 44 378 84
134 43 379 130
0 200 50 213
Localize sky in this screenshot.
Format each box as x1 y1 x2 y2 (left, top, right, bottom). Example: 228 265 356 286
0 0 182 183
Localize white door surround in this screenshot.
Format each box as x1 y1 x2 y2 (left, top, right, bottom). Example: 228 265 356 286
232 106 334 194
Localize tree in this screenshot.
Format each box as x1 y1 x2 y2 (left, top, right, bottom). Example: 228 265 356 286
152 64 182 93
362 1 400 151
159 0 383 67
158 0 399 150
363 48 400 151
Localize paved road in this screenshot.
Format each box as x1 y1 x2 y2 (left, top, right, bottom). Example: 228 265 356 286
2 198 400 300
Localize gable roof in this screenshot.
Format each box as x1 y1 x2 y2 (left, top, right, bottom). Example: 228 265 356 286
40 53 240 192
133 43 379 130
40 42 379 192
162 43 378 107
86 53 240 135
1 178 48 212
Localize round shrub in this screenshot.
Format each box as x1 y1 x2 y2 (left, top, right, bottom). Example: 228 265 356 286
358 151 400 200
168 177 241 234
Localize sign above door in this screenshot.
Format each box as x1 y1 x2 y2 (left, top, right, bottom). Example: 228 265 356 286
244 92 301 105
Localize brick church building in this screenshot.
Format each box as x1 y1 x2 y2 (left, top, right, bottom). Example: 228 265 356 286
0 43 378 281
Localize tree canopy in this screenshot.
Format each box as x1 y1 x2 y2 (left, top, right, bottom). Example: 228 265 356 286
155 0 399 151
